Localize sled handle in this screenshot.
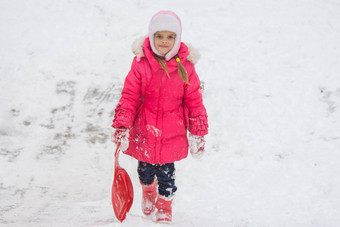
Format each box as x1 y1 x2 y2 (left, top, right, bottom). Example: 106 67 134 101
114 142 121 168
115 142 121 156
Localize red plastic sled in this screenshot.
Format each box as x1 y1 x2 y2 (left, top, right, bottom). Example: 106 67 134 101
111 143 134 222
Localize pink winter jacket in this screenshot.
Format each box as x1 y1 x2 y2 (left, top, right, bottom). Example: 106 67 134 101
112 37 208 164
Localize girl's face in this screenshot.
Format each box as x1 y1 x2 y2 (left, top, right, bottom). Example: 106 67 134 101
153 31 176 55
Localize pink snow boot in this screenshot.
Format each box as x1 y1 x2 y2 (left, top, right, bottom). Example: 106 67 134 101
155 195 173 223
141 180 158 216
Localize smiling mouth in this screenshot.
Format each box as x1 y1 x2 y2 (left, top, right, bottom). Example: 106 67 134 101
159 45 168 48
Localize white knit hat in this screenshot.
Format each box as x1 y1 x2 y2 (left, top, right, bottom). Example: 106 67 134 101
148 11 182 61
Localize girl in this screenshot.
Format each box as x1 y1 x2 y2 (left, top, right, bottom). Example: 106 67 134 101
112 10 208 223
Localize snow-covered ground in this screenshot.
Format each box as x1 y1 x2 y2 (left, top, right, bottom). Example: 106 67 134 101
1 0 340 226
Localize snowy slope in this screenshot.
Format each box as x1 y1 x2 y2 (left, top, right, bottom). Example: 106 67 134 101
1 0 340 226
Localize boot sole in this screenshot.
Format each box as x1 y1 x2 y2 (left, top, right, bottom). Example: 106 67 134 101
156 218 172 224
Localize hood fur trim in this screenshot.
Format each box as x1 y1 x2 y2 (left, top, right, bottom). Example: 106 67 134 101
185 43 200 64
131 36 200 64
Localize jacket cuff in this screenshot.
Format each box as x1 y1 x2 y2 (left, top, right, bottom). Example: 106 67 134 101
188 109 208 136
112 105 134 129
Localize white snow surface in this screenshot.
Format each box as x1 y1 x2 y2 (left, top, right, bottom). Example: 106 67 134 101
1 0 340 226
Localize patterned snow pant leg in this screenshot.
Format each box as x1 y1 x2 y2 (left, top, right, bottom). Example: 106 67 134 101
137 161 177 197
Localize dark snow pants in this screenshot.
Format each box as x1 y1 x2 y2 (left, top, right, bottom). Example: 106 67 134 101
137 161 177 197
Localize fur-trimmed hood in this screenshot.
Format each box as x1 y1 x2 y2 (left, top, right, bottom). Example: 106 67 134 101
131 36 200 64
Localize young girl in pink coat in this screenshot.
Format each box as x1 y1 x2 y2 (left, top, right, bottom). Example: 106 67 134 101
112 10 208 223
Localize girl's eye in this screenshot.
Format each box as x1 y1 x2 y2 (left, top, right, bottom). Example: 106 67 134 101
168 35 175 39
155 35 162 39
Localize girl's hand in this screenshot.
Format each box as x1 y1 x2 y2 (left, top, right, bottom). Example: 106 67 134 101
112 128 130 152
189 133 205 159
